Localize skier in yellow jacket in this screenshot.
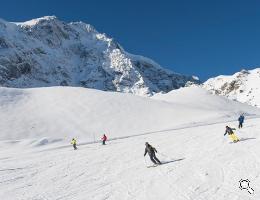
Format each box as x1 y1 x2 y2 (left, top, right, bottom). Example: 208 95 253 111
224 126 239 143
71 138 77 150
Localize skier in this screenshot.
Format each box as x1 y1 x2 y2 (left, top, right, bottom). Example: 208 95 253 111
144 142 161 165
224 126 239 143
71 138 77 150
101 134 107 145
238 115 245 129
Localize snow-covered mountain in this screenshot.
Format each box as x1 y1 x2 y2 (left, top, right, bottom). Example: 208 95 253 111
203 68 260 107
0 16 198 96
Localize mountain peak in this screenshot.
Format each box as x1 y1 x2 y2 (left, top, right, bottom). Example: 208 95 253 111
15 16 58 27
0 16 198 96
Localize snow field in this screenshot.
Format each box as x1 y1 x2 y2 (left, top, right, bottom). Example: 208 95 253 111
1 86 260 200
1 118 260 200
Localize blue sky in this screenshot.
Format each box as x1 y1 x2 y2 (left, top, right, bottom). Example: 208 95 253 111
1 0 260 80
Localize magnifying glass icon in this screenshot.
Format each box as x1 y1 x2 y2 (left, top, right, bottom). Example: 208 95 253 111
239 179 254 194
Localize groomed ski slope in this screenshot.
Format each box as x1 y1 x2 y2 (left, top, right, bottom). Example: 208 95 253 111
1 86 260 200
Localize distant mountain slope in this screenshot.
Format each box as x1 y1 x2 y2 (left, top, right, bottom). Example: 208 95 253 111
0 16 198 96
203 69 260 107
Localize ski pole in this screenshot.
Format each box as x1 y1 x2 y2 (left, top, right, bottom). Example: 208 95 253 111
144 156 148 167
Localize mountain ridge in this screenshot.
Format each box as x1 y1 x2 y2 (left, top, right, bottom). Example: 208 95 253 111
203 68 260 107
0 16 198 96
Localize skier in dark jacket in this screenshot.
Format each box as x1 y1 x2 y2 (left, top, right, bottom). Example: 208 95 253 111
224 126 239 143
144 142 161 165
238 115 245 129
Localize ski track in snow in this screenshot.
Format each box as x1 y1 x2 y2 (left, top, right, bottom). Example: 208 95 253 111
1 118 260 200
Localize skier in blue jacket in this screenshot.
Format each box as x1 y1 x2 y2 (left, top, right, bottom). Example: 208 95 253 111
238 115 245 129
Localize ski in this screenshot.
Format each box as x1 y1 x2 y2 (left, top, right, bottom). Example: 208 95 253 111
147 164 159 168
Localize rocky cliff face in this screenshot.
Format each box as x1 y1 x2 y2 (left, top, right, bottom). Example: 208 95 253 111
0 16 198 96
203 69 260 107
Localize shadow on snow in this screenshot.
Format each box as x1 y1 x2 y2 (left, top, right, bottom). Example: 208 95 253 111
161 158 185 165
239 137 257 142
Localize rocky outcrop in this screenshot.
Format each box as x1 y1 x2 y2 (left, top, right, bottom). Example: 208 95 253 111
203 69 260 107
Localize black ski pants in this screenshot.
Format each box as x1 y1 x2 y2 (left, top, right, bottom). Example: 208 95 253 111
149 152 161 164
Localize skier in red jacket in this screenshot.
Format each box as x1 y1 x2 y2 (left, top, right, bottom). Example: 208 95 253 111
101 134 107 145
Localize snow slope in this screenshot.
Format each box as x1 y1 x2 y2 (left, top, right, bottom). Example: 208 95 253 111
0 16 198 95
1 86 260 200
152 86 254 112
0 86 259 141
203 68 260 107
1 117 260 200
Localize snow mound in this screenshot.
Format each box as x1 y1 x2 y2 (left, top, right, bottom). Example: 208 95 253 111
0 86 259 142
152 86 258 113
